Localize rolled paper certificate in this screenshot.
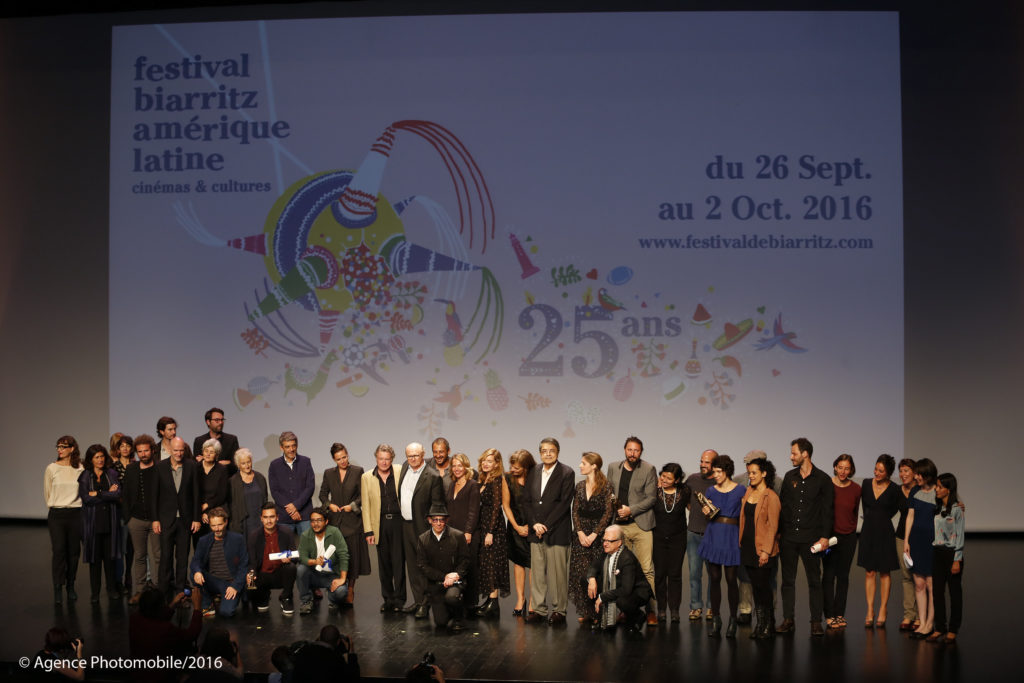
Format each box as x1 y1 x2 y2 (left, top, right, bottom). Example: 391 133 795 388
316 544 337 572
810 536 839 554
903 551 913 568
268 550 299 561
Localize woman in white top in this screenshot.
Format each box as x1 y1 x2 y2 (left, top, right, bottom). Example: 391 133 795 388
45 436 84 604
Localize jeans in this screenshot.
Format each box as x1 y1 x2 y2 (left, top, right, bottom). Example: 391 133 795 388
297 564 348 604
198 574 240 616
686 530 707 610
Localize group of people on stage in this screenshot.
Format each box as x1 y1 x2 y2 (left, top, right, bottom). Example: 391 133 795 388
44 414 964 642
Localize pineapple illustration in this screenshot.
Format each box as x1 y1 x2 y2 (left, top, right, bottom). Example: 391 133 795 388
485 369 509 411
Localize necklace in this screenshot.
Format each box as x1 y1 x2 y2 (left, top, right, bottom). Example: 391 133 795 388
662 488 678 513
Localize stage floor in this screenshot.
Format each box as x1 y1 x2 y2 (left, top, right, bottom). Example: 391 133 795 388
1 522 1018 682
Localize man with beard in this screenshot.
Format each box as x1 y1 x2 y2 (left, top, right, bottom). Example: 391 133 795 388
190 507 248 617
684 449 716 620
122 433 161 603
191 407 240 475
606 436 658 625
426 437 457 495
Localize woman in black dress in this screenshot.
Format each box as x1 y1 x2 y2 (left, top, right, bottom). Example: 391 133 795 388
858 453 903 627
446 452 480 611
79 444 123 602
318 442 370 606
568 451 613 625
652 463 690 622
475 448 509 618
502 449 535 616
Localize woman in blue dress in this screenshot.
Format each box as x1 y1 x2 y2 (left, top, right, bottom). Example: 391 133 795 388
903 457 938 639
698 454 746 638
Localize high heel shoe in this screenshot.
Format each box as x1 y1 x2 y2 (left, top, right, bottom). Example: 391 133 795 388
512 607 524 617
708 615 722 638
725 617 737 638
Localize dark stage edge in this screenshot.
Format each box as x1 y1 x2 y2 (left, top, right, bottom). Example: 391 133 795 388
2 523 1019 682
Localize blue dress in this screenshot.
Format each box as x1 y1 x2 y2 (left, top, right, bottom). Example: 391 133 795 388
908 487 937 576
698 485 746 566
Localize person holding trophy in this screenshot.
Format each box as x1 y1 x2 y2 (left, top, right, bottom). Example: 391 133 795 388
698 455 746 638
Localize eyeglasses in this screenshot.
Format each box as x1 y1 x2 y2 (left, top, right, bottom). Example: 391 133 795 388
56 445 70 450
601 538 620 544
428 517 447 523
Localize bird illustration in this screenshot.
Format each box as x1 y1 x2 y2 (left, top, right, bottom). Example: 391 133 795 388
434 298 464 347
597 287 626 312
434 380 466 419
754 313 808 353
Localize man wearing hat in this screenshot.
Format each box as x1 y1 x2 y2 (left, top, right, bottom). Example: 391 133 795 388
415 503 470 632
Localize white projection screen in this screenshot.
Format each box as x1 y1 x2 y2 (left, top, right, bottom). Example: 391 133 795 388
107 12 902 498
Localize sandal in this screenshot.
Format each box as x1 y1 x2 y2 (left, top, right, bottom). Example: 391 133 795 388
865 617 875 628
875 618 886 629
829 618 844 630
836 616 848 628
689 609 702 621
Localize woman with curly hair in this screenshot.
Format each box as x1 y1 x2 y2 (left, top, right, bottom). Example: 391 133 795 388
79 444 123 602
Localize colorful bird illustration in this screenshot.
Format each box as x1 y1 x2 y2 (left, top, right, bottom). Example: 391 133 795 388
435 298 464 347
597 287 626 312
754 313 808 353
434 380 466 419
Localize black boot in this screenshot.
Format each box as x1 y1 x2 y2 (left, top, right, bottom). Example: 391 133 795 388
54 586 63 605
750 608 762 639
475 597 500 619
726 616 737 638
708 614 722 638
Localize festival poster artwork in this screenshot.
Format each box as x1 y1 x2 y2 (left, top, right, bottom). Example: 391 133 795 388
109 13 903 461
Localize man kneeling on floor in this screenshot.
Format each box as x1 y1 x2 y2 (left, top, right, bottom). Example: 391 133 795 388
416 503 469 632
249 501 299 615
297 507 349 614
587 524 652 632
191 507 248 617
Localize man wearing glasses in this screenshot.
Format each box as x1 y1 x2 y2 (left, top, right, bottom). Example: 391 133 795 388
416 504 471 632
586 525 652 632
191 407 240 475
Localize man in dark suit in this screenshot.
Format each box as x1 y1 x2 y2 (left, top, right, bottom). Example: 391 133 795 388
521 436 575 625
416 503 471 632
398 442 446 618
150 437 201 597
189 507 248 617
191 407 240 476
248 501 298 614
587 524 652 632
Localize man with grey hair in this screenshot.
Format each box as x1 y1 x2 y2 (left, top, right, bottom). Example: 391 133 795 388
268 431 315 536
522 437 575 625
684 449 717 620
361 444 406 612
398 442 445 618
